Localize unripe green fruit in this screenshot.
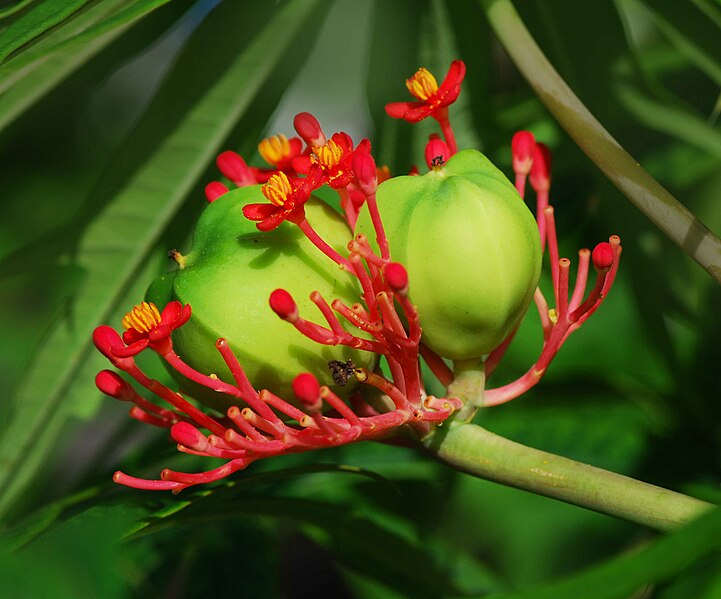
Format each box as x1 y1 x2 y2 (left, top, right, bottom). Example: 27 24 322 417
356 149 541 360
148 186 375 412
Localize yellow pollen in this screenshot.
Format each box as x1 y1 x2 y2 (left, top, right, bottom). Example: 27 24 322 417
262 172 293 206
258 134 290 166
122 302 162 333
311 139 344 169
548 308 558 324
406 67 439 101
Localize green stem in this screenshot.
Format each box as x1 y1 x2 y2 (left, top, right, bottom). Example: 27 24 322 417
448 359 485 422
480 0 721 286
425 422 713 531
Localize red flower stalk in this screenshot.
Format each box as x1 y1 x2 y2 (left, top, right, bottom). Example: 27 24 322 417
484 139 622 404
385 60 465 154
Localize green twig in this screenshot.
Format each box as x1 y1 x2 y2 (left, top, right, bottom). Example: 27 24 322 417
480 0 721 286
425 422 713 531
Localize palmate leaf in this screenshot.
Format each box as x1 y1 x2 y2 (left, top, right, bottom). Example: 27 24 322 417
0 0 90 63
0 0 330 521
484 506 721 599
0 0 181 133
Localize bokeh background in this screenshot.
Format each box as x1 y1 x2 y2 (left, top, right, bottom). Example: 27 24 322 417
1 0 721 597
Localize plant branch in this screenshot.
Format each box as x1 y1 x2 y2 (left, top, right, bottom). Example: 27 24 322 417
424 422 713 531
480 0 721 286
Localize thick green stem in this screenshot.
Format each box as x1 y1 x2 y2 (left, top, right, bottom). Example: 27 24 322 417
481 0 721 285
425 422 713 531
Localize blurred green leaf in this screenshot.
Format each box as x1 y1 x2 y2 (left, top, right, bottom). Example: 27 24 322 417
0 0 34 21
640 0 721 87
484 506 721 599
0 0 178 133
0 502 152 599
0 0 330 521
0 0 89 63
616 81 721 159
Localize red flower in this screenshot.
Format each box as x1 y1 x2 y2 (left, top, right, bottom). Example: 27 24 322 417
94 301 191 359
258 133 303 172
294 132 371 190
385 60 466 123
242 169 322 231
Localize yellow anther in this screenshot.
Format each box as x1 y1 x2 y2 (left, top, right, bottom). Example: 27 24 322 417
311 138 344 169
258 134 290 166
262 171 294 206
122 302 162 333
406 67 439 101
548 308 558 324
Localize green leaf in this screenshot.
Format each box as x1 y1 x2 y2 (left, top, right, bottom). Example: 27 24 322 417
0 0 35 21
640 0 721 88
0 0 89 64
484 506 721 599
0 0 179 133
615 82 721 160
0 0 330 521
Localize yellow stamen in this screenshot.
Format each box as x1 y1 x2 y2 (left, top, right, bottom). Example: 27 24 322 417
548 308 558 324
258 134 290 166
406 67 439 101
311 139 344 169
122 302 162 333
262 171 293 206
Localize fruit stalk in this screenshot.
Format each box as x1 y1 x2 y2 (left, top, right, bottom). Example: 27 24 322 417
425 422 713 531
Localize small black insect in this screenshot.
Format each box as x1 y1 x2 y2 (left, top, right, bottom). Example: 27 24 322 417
431 155 445 167
327 359 357 386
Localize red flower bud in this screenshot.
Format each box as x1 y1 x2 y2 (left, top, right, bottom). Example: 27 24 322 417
425 137 450 170
529 143 552 192
205 181 229 203
269 288 298 321
592 242 615 271
352 150 378 195
293 112 326 147
384 262 409 294
511 131 536 176
95 370 134 400
171 422 209 452
292 373 322 408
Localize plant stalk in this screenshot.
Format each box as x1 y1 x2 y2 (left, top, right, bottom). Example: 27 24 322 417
480 0 721 286
425 422 713 531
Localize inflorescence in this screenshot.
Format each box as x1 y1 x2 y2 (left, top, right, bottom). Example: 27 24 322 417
94 61 621 492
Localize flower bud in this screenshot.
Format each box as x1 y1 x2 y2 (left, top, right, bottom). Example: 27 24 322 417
384 262 409 294
95 370 134 400
293 112 326 147
352 150 378 196
511 131 535 176
292 373 322 409
269 289 297 321
529 143 552 193
205 181 229 203
425 136 450 170
592 242 615 271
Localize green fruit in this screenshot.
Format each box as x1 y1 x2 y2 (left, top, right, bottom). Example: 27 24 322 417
148 186 375 412
356 149 541 360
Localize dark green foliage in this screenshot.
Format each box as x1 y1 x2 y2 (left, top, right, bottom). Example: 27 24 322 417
1 0 720 596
